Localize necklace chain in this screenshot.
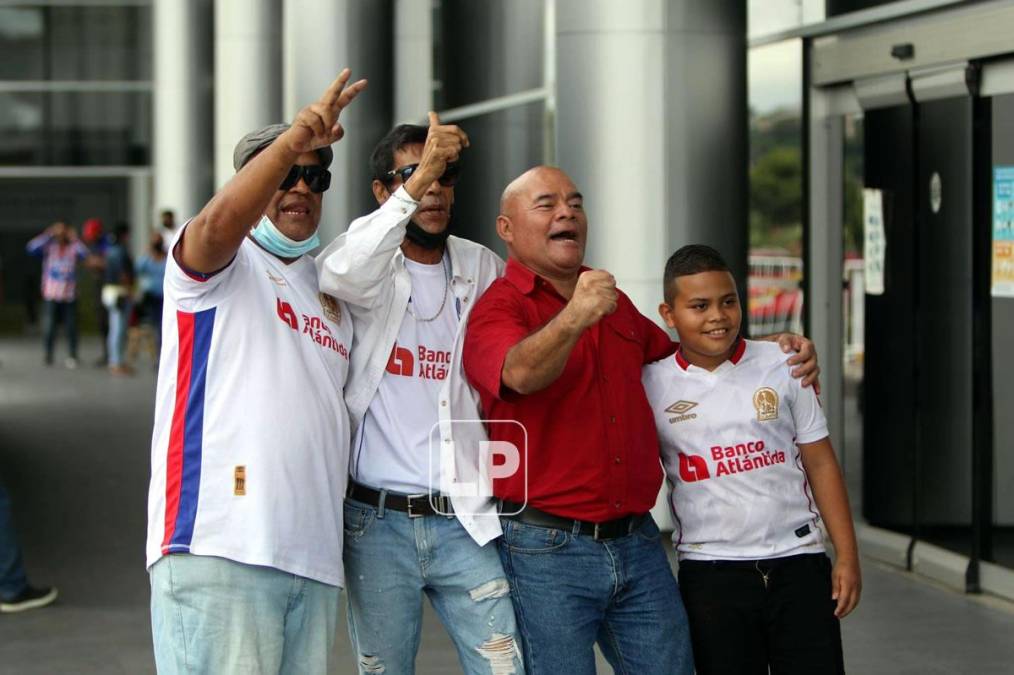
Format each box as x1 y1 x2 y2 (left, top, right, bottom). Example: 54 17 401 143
406 257 450 323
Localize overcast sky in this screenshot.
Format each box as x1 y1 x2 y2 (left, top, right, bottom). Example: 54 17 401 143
747 0 825 114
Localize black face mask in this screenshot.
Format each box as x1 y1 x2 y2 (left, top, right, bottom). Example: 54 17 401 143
404 218 451 250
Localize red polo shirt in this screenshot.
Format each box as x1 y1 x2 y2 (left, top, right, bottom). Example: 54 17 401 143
463 258 677 522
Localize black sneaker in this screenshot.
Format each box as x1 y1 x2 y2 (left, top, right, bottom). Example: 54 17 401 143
0 586 58 613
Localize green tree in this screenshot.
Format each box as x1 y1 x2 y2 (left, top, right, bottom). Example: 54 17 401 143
750 145 802 231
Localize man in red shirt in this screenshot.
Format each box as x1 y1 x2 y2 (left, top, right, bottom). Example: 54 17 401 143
463 166 818 674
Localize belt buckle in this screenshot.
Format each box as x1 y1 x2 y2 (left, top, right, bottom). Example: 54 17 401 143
406 494 426 518
593 522 602 541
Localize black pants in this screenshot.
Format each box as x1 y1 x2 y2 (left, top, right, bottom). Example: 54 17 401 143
678 553 844 675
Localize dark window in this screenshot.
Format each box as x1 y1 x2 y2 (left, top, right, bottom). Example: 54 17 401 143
0 6 152 81
0 91 151 166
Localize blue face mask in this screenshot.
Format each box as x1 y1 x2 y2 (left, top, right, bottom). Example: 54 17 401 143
250 215 320 258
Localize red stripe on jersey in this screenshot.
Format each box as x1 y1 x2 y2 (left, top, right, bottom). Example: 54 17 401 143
729 337 746 364
674 348 690 370
162 311 195 553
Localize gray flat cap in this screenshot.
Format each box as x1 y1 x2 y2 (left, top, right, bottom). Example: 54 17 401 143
232 123 334 172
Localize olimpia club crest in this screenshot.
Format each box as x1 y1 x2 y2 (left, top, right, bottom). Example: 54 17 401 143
319 293 341 325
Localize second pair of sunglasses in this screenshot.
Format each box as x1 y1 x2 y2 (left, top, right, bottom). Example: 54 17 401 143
383 162 460 187
279 164 332 193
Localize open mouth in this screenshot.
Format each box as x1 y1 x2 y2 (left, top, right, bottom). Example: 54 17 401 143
703 328 730 338
549 229 578 242
280 203 311 217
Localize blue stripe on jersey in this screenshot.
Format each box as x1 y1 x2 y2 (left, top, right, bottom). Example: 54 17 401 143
169 307 216 550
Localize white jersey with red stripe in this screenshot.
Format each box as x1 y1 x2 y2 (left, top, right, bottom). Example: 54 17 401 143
642 339 829 561
145 230 352 587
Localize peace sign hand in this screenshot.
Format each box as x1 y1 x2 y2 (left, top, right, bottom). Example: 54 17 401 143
283 68 368 155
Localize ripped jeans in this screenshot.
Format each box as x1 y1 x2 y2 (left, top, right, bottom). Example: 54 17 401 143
343 498 524 675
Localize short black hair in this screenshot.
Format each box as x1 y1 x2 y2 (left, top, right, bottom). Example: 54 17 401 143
663 244 732 304
370 124 429 182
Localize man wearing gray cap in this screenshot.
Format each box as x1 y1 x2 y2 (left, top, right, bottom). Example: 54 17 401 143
145 69 366 674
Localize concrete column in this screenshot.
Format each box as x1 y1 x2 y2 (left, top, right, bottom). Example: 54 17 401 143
438 0 545 254
394 0 433 123
128 170 154 260
153 0 214 222
555 0 747 317
282 0 393 245
556 0 747 529
214 0 283 189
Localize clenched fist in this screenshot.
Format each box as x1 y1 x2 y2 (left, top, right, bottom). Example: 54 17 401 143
282 68 367 156
563 269 618 331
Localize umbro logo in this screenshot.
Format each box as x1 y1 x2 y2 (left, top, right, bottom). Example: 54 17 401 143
666 400 699 424
666 400 698 415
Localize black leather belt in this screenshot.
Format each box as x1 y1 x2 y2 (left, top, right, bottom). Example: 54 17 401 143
499 501 648 541
346 480 453 518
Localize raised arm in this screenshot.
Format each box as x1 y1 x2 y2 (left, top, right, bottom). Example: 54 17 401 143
316 112 468 307
181 69 367 274
501 269 616 395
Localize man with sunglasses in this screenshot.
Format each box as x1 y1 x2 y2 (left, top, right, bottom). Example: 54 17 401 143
316 115 524 674
146 69 366 674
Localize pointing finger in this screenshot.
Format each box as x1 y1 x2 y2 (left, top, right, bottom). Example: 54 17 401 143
428 111 441 128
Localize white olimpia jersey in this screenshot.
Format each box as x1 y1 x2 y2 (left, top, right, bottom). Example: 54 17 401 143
642 339 829 561
145 231 352 587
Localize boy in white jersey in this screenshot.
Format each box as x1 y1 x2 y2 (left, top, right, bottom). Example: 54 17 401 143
146 70 365 674
642 245 861 675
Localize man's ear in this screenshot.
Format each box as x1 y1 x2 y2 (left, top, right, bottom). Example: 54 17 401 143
495 214 512 243
371 180 390 205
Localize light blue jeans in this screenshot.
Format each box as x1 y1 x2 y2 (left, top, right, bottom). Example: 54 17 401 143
150 554 339 675
343 497 524 674
107 300 130 367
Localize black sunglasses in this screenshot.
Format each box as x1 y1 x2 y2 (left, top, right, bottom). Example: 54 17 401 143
382 162 460 187
280 164 331 193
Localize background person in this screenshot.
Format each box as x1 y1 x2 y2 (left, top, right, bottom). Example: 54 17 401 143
101 223 134 375
25 221 89 368
136 231 167 361
0 480 57 614
81 217 111 366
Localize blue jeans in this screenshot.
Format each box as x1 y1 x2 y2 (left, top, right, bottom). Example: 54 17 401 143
0 482 28 600
343 498 524 674
498 515 694 675
43 299 77 362
150 554 339 675
107 300 130 366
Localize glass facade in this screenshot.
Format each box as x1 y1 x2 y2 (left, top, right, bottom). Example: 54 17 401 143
0 5 151 81
747 39 804 336
0 4 153 167
0 91 150 166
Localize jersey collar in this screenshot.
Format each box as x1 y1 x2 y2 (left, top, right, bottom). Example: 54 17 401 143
674 336 746 371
